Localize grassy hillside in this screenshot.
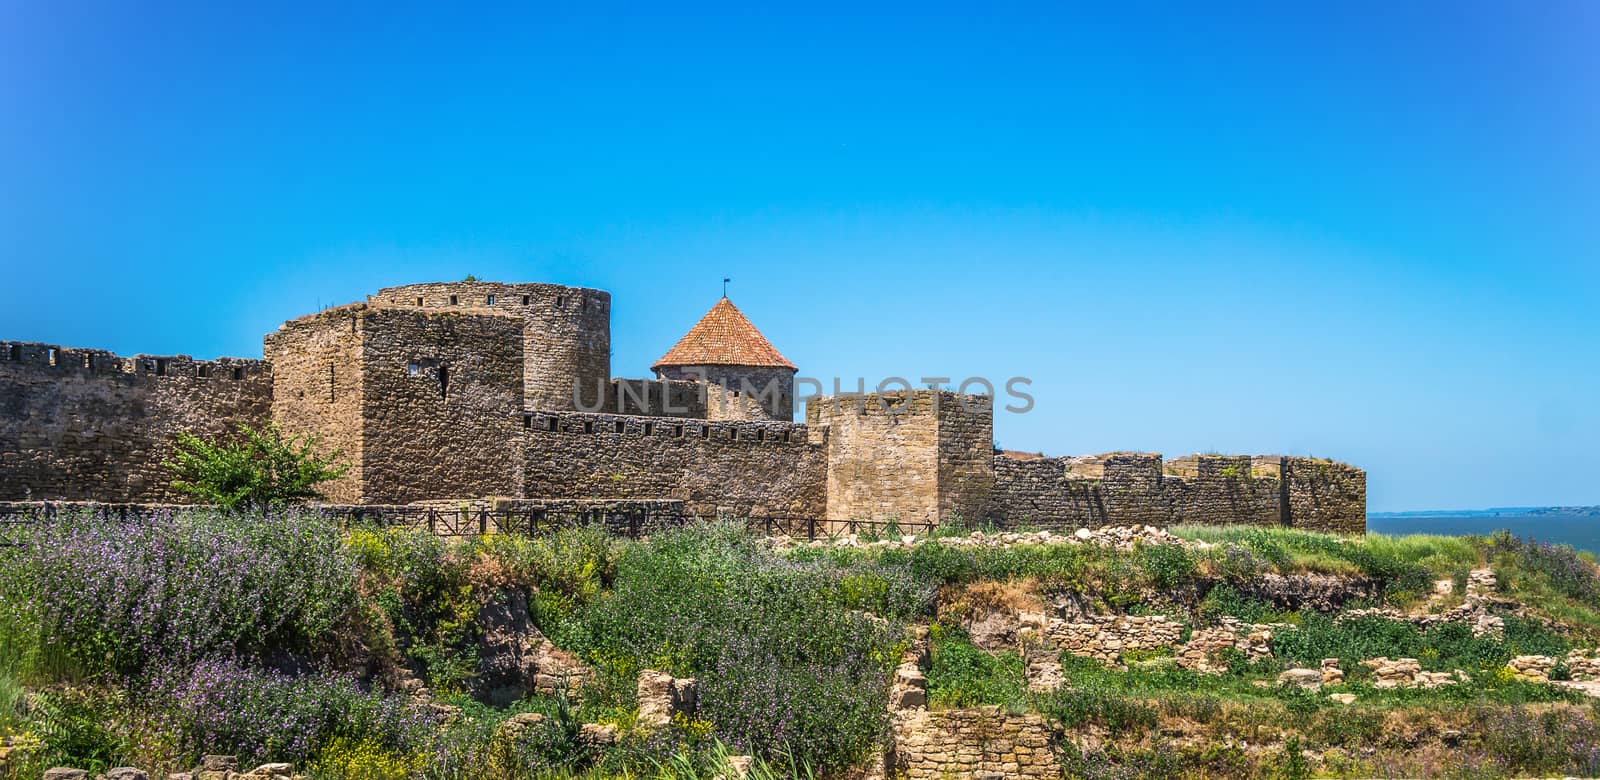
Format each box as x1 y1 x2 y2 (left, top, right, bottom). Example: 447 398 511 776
1 510 1597 778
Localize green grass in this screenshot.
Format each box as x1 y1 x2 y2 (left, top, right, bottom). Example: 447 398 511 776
924 623 1028 709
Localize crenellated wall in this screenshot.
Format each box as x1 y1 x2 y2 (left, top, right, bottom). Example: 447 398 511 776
0 341 272 501
989 451 1366 532
0 279 1368 530
806 390 994 523
371 281 610 411
521 410 826 518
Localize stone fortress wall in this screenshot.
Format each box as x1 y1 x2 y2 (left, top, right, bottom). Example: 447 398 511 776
0 340 271 502
0 279 1367 531
264 303 527 504
521 410 826 518
991 451 1367 533
370 281 611 412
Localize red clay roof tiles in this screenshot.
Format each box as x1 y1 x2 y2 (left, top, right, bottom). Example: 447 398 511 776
653 297 796 370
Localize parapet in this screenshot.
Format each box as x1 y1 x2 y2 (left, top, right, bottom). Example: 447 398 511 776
0 340 269 381
370 281 611 412
989 450 1366 533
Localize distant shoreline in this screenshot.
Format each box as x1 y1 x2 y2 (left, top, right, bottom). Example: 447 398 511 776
1370 505 1600 518
1366 506 1600 553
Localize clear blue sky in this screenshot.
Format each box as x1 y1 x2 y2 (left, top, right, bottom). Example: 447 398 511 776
2 2 1596 512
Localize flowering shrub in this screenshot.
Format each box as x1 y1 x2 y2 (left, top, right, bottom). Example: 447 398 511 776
1488 530 1600 603
576 523 902 770
153 660 435 767
0 508 358 679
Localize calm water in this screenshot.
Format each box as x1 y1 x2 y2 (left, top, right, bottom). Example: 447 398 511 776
1367 509 1600 554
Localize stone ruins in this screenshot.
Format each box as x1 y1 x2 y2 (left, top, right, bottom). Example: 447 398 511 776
0 279 1365 529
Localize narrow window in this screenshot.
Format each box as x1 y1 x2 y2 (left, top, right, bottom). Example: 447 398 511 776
547 417 558 432
197 364 210 378
407 362 421 377
83 354 93 369
416 297 424 306
522 295 530 305
487 294 496 305
7 345 19 361
782 430 792 443
438 362 449 398
615 420 626 434
155 358 168 376
729 428 738 441
673 424 683 438
232 367 245 380
756 429 765 443
583 421 594 434
700 426 710 439
643 422 653 436
522 415 531 429
47 348 59 366
328 363 336 402
449 294 458 305
556 295 564 308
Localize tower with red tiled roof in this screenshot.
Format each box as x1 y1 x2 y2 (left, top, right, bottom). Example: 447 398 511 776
653 297 796 421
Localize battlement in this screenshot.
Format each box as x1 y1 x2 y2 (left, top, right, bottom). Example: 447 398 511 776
0 340 268 381
522 410 825 517
523 410 818 446
371 280 609 314
0 279 1367 529
373 282 611 411
0 341 272 502
990 450 1366 533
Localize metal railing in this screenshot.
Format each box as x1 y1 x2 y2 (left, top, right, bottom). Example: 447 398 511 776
0 502 942 545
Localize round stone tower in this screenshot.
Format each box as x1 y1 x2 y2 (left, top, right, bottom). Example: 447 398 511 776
654 296 796 421
372 281 611 411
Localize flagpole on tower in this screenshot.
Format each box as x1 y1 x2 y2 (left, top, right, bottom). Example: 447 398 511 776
723 277 730 298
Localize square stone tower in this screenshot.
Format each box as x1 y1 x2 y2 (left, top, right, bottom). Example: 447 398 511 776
265 304 524 503
807 390 994 524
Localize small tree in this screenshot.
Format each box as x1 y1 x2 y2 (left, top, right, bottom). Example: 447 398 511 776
164 423 347 509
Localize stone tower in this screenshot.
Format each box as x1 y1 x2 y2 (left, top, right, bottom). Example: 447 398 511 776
371 282 610 411
265 304 524 504
653 297 796 421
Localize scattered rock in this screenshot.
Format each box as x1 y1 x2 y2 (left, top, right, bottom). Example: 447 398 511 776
1361 657 1462 689
1328 693 1357 705
44 770 89 780
99 770 149 780
1508 655 1554 682
1320 658 1345 686
577 722 618 749
723 754 755 778
637 669 698 728
1277 668 1323 690
475 588 594 706
200 756 239 773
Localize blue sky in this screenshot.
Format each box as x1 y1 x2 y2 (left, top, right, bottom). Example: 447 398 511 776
2 2 1597 511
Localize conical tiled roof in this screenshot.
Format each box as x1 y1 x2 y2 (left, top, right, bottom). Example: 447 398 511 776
653 297 796 371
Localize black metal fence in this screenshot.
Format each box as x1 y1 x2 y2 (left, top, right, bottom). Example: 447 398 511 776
0 501 940 546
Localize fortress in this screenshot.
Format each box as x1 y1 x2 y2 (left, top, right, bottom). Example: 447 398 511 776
0 280 1365 532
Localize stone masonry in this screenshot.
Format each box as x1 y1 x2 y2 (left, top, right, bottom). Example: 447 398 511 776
891 707 1061 780
0 341 270 501
0 279 1367 532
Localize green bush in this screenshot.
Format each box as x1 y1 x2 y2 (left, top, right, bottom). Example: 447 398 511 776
575 523 901 771
1036 681 1158 736
1136 542 1199 590
924 624 1027 708
164 422 346 509
1271 612 1571 673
